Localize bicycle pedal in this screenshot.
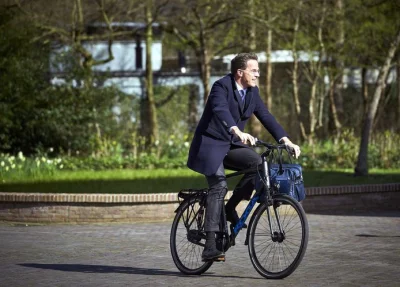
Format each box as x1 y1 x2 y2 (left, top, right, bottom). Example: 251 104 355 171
214 256 225 262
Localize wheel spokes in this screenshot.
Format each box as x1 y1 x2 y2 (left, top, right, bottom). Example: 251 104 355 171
251 198 306 275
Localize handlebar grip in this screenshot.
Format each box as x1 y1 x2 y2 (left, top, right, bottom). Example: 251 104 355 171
256 139 287 149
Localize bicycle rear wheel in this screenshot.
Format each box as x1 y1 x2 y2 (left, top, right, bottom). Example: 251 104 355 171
248 194 308 279
170 196 213 275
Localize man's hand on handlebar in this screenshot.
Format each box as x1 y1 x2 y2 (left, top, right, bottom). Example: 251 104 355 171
279 137 301 159
230 129 301 157
230 126 256 146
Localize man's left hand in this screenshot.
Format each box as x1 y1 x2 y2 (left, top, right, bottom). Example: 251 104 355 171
280 137 301 159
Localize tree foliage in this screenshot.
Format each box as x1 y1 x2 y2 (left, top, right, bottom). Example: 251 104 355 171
0 0 399 176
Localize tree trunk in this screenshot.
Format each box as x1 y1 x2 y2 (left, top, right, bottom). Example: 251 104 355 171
140 0 158 146
333 0 345 120
317 81 326 130
292 56 307 141
308 0 327 145
188 84 199 133
361 67 369 119
397 53 400 132
355 29 400 176
291 0 307 141
325 0 344 141
246 0 256 52
247 0 262 138
265 28 272 110
308 81 317 145
198 49 211 105
327 70 342 140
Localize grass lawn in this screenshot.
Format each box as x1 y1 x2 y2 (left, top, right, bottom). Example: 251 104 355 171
1 168 400 194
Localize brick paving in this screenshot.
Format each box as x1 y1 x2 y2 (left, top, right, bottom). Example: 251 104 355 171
0 211 399 287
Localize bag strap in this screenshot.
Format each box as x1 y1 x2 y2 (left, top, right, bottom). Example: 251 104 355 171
277 146 293 174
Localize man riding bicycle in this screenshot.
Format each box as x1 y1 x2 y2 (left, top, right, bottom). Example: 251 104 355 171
187 53 301 262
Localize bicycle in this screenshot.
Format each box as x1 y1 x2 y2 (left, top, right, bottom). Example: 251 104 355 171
170 140 309 279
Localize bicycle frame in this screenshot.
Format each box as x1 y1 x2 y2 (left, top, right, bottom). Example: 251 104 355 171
176 141 291 251
225 143 287 243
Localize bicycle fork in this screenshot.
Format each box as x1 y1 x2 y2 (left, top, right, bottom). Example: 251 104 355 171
261 155 285 242
266 201 285 242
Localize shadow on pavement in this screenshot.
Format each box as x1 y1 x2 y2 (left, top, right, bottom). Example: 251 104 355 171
356 233 400 238
19 264 184 276
305 210 400 218
18 264 263 280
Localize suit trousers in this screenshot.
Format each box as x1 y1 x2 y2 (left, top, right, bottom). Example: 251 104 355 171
204 146 262 232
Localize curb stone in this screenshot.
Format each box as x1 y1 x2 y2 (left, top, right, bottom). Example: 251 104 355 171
0 183 399 223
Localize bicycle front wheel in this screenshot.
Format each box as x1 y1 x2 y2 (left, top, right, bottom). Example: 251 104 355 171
248 194 309 279
170 196 213 275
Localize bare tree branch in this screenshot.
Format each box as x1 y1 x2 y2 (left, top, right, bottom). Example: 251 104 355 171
362 0 392 8
92 0 114 66
206 16 236 31
155 88 178 108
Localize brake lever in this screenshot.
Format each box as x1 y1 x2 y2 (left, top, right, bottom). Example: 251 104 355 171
284 144 296 157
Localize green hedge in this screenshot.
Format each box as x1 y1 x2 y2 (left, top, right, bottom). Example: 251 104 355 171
1 130 399 183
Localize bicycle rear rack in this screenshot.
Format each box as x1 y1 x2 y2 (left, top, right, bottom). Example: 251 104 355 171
177 188 208 204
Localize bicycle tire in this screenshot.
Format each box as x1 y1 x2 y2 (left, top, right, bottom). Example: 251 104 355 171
248 194 309 279
170 196 213 275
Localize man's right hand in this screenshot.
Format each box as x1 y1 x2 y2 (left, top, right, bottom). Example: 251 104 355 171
230 126 256 146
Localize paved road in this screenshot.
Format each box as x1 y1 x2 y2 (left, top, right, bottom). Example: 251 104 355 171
0 211 399 287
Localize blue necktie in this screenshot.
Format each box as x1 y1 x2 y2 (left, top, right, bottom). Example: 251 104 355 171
239 90 246 102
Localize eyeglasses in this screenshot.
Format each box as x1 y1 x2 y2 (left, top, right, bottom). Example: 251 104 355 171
239 69 260 76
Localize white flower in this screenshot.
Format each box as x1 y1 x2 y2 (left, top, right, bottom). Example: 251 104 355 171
184 142 189 148
155 140 160 146
18 151 24 160
168 140 173 146
59 164 64 169
49 147 54 152
47 159 53 164
0 161 4 167
11 164 16 169
41 157 46 162
5 166 9 171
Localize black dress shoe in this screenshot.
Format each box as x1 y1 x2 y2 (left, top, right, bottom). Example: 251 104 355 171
226 210 247 229
202 246 225 262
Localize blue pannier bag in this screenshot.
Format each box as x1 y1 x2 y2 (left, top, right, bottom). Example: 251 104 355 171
270 163 306 202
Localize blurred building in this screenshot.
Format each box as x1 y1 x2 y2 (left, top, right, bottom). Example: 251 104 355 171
49 22 396 101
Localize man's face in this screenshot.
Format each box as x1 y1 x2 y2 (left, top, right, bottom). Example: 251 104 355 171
238 59 260 88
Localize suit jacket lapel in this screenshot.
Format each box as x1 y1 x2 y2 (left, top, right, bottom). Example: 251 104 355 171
234 89 244 114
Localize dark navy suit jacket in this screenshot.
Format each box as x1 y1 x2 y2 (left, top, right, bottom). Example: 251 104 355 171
187 73 288 176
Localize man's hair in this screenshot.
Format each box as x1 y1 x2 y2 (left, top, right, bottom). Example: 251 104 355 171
231 53 258 74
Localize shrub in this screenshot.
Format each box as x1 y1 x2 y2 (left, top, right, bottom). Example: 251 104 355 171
0 151 64 182
1 130 399 183
298 129 400 170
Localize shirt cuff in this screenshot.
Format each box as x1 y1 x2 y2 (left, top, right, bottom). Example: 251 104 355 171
229 126 238 134
279 137 288 143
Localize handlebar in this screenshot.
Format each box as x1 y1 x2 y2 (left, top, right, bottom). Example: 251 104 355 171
255 139 296 156
255 139 286 149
